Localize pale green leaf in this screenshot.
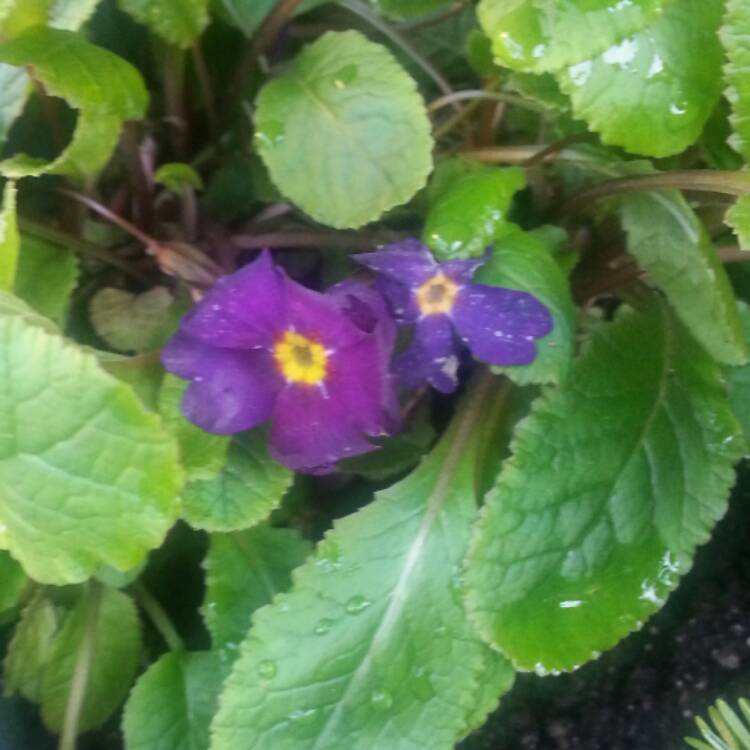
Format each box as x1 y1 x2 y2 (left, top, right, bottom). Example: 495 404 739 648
478 0 663 75
118 0 209 48
155 162 204 193
0 180 17 291
721 0 750 162
556 0 725 158
423 163 526 260
123 650 226 750
99 352 165 411
215 0 328 37
0 289 59 333
459 652 515 739
0 28 148 178
475 223 575 385
49 0 102 29
202 527 312 659
465 303 743 673
4 591 60 702
0 64 28 146
0 316 181 584
254 30 433 229
159 374 230 482
0 550 25 612
182 430 291 533
41 586 141 732
210 375 514 750
727 194 750 249
0 0 52 35
15 234 78 322
90 286 176 353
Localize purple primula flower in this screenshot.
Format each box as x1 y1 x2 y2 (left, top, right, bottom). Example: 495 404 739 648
356 239 553 394
162 251 398 474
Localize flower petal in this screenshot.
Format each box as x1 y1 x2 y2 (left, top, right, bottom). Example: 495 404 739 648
328 280 397 355
355 239 437 285
376 277 420 323
395 315 460 394
452 284 553 365
442 255 487 283
181 250 285 349
175 346 281 434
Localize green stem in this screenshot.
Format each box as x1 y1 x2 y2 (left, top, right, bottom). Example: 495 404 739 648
59 582 102 750
134 583 184 652
428 90 545 115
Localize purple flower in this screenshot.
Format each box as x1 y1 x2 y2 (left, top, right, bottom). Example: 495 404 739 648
356 239 553 393
162 251 399 474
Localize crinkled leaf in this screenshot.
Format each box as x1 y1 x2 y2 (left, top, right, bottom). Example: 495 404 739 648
254 30 433 229
478 0 663 75
15 234 78 322
4 591 59 702
721 0 750 162
90 286 177 353
118 0 209 48
41 586 141 732
202 527 312 659
0 180 17 291
0 316 181 584
0 289 59 333
0 550 25 612
727 194 750 249
423 163 525 260
123 650 226 750
0 27 148 178
182 430 291 533
215 0 328 37
475 223 575 385
727 302 750 447
460 652 515 739
372 0 454 20
49 0 102 29
210 376 513 750
556 0 725 157
465 303 743 673
159 374 230 482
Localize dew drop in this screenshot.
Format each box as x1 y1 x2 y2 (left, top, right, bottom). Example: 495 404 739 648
288 708 318 722
314 618 334 635
346 595 372 615
434 624 448 636
370 689 393 710
257 660 277 679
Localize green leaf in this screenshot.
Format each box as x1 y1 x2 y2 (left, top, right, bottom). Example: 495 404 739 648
478 0 663 75
155 162 204 193
4 591 60 702
254 30 434 229
0 289 59 333
0 550 25 612
202 527 312 659
15 234 78 322
459 652 515 739
465 303 743 673
727 194 750 249
49 0 102 29
123 650 226 750
0 28 148 178
0 64 27 146
556 0 725 157
90 286 178 353
182 430 291 532
159 374 230 482
372 0 454 20
215 0 328 37
619 185 748 365
423 163 525 260
721 0 750 162
118 0 208 47
0 180 18 291
210 375 514 750
41 586 141 732
727 303 750 447
100 352 165 411
0 315 181 584
475 223 576 385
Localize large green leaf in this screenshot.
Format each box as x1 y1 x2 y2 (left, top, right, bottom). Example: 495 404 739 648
215 0 328 37
0 27 148 178
0 181 17 291
182 430 291 532
118 0 209 48
465 303 743 673
727 303 750 447
41 586 141 732
15 234 78 322
478 0 663 75
0 64 27 146
721 0 750 162
254 30 433 229
556 0 725 158
0 315 181 584
475 223 576 386
422 162 526 261
202 527 312 659
210 374 514 750
0 550 25 612
49 0 101 29
123 651 225 750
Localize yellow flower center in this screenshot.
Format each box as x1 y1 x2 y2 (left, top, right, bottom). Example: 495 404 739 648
415 273 460 315
273 330 328 385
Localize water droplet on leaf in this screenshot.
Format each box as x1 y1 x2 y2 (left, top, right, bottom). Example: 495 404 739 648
346 595 371 614
257 660 277 679
370 690 393 710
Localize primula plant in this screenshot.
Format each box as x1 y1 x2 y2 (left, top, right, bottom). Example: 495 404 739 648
1 0 750 749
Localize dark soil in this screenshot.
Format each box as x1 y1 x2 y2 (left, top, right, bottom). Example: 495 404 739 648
461 463 750 750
